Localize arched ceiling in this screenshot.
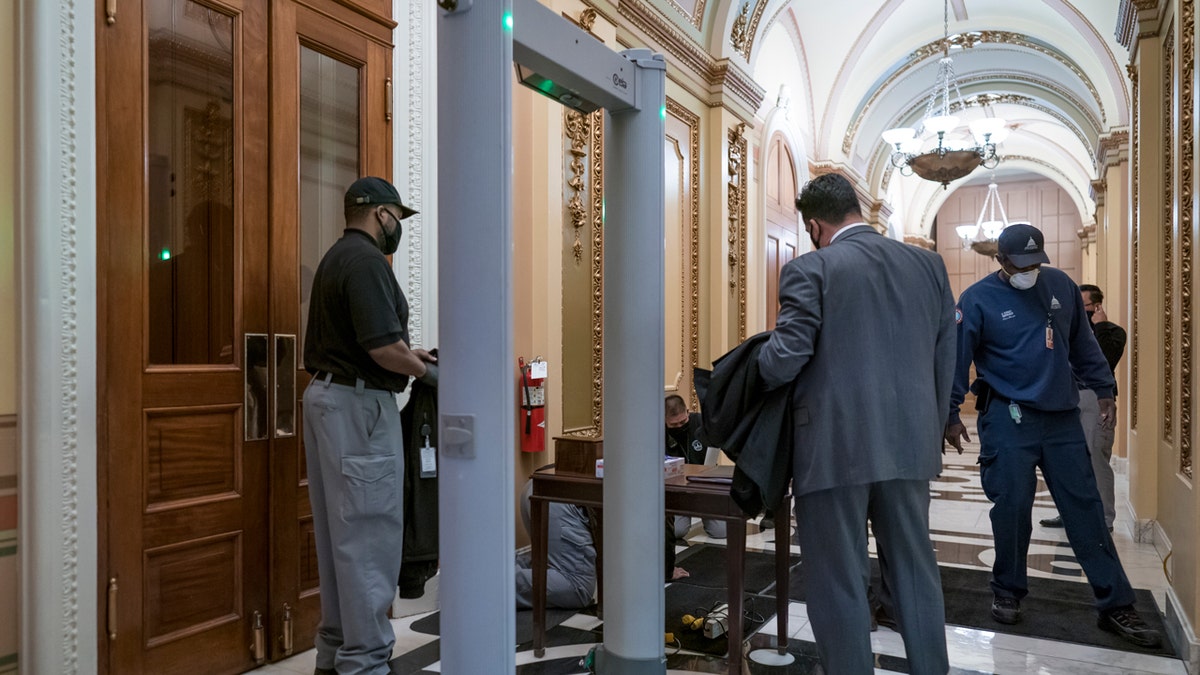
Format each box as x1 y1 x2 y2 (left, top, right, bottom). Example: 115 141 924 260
645 0 1130 231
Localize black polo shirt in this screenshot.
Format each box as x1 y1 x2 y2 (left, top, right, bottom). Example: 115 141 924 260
303 228 411 393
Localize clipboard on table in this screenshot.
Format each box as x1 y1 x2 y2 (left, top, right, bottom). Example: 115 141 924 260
685 464 734 484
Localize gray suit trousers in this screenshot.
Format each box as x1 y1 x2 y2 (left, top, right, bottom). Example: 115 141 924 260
795 480 948 675
1078 389 1117 528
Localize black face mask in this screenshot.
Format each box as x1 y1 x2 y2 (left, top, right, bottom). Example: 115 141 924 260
807 220 822 250
378 211 402 255
1086 310 1095 323
666 425 688 449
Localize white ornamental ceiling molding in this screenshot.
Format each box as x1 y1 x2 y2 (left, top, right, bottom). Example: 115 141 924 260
666 0 707 28
620 0 766 116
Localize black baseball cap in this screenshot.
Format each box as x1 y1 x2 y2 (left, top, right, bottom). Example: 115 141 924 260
997 223 1050 267
344 176 418 219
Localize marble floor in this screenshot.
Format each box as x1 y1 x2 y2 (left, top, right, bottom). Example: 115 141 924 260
252 420 1187 674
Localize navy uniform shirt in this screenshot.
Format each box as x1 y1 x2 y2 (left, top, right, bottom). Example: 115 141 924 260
949 266 1114 425
303 228 411 393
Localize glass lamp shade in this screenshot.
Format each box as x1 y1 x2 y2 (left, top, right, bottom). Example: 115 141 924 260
899 137 923 154
979 220 1007 239
969 118 1007 141
986 127 1011 144
882 127 916 146
923 114 960 135
955 224 979 240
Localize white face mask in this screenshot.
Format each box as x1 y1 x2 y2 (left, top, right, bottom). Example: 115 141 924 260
1008 268 1040 290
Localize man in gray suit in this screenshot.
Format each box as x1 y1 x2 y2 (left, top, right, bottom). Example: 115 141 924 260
758 173 956 674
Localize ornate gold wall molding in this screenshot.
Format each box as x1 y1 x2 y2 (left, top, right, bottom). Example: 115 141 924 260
560 109 605 437
565 111 588 263
729 2 749 54
563 7 602 41
1182 0 1194 478
1118 0 1168 48
951 93 1034 110
741 0 768 62
1130 62 1140 430
1163 27 1175 443
1096 129 1130 172
617 0 765 118
666 99 701 409
666 0 706 29
727 121 748 340
588 109 605 434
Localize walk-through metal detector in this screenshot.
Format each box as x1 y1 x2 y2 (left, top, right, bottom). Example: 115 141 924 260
437 0 667 672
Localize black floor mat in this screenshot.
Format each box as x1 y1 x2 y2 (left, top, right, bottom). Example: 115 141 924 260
787 558 1175 656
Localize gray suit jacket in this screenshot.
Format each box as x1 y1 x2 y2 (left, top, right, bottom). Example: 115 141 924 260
757 226 956 496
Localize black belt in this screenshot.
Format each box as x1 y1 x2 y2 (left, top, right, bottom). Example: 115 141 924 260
314 371 389 392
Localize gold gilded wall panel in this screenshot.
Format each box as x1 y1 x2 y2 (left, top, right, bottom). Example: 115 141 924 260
728 123 748 340
1129 62 1140 431
1182 1 1194 478
665 99 701 409
561 109 605 437
1164 27 1175 443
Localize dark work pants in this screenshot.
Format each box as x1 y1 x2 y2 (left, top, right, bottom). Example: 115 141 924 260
977 403 1135 611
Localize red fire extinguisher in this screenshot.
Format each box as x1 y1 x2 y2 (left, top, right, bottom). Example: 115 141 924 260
518 356 547 453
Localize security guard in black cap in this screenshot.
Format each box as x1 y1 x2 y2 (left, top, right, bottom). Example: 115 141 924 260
303 176 436 674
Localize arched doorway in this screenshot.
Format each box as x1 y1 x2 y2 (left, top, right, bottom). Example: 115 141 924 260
763 133 799 328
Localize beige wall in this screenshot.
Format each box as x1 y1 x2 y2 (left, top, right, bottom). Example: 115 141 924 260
936 177 1084 300
0 0 17 669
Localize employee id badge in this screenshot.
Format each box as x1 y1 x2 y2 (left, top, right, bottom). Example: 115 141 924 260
419 438 437 478
1045 317 1054 349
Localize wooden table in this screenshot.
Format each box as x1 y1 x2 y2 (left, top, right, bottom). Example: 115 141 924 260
529 464 792 673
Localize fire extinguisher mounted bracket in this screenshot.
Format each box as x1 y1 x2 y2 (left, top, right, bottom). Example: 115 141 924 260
518 356 548 452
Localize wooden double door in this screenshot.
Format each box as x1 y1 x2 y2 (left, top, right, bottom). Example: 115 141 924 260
98 0 394 672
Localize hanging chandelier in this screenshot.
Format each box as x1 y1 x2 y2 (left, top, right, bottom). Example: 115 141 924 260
882 0 1009 188
954 179 1009 256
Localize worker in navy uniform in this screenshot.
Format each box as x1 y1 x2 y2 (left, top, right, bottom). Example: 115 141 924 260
945 223 1160 648
665 394 726 539
1041 284 1126 532
303 176 438 675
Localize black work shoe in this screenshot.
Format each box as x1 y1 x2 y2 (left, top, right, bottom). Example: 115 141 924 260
1040 515 1064 527
991 596 1021 624
1099 606 1163 648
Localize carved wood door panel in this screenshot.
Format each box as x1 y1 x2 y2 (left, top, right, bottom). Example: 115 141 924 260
268 0 394 659
99 0 392 672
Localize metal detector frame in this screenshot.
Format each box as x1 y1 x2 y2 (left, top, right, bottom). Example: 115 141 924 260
437 1 667 672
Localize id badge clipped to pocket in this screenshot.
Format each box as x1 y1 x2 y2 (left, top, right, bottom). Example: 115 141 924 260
419 423 437 478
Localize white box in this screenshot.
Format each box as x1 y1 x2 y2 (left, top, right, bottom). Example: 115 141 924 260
664 456 685 478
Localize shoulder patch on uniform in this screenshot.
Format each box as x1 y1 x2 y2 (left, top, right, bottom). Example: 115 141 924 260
955 308 962 324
